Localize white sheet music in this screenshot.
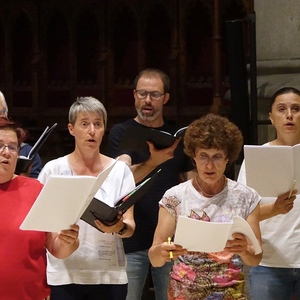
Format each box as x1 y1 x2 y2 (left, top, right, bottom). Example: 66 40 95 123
174 215 261 254
244 144 300 197
20 160 117 232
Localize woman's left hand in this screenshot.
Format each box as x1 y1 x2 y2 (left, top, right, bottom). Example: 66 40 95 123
224 233 248 255
57 224 79 246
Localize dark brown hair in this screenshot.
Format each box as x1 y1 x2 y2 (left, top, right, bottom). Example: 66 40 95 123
270 87 300 111
0 117 27 145
133 68 170 93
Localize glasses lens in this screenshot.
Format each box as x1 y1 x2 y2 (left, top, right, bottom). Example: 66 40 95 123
9 145 18 152
135 90 163 100
150 92 162 100
198 155 224 164
0 144 18 153
136 90 148 99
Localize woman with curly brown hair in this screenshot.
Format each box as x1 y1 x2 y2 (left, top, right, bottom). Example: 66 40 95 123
149 113 262 299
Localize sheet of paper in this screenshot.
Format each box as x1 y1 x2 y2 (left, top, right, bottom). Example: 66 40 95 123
174 216 232 252
174 216 261 254
20 160 116 232
230 216 261 254
244 145 300 197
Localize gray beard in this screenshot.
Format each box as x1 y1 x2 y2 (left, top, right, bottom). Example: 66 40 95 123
136 108 160 122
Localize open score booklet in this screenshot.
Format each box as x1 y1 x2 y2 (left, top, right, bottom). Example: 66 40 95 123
20 160 117 232
244 144 300 197
16 123 57 174
119 125 188 152
174 215 262 254
20 163 161 233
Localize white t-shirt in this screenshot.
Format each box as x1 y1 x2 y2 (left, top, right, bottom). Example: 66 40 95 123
237 142 300 268
38 156 135 285
158 178 260 299
161 178 260 223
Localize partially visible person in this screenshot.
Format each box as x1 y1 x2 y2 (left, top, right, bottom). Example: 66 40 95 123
0 90 43 178
0 91 7 116
38 96 136 300
237 86 300 300
108 68 196 300
148 113 262 300
0 117 79 300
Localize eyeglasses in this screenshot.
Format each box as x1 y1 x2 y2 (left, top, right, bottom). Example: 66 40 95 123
135 90 165 101
0 144 19 153
195 154 226 165
0 109 6 116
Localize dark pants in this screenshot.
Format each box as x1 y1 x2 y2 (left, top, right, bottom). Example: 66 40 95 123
50 283 128 300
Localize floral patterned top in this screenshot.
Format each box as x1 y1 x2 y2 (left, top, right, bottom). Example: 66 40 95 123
160 178 260 300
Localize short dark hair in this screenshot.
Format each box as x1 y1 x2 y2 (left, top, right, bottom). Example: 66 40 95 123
133 68 170 93
184 113 243 167
270 87 300 111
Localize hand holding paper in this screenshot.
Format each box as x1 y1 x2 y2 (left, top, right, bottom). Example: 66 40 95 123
20 160 117 232
174 216 261 255
81 169 161 230
244 145 300 197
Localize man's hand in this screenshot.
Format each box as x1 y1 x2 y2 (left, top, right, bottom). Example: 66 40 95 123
147 138 181 168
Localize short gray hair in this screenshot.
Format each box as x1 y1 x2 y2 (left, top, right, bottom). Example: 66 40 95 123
0 91 8 117
68 97 107 128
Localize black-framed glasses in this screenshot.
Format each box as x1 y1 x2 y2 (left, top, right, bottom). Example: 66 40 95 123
0 143 19 153
135 89 165 101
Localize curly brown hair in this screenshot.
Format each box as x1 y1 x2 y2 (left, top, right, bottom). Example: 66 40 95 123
183 113 243 166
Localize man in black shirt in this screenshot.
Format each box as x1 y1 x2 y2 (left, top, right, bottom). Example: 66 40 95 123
108 68 196 300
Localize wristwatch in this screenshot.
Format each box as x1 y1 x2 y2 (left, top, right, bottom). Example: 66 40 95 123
117 223 128 235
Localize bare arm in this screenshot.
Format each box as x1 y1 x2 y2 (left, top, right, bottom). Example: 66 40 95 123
224 204 262 266
124 138 182 183
259 190 297 221
148 207 187 267
237 160 297 222
46 224 79 259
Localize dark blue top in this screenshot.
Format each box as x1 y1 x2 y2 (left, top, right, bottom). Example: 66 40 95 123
19 143 43 178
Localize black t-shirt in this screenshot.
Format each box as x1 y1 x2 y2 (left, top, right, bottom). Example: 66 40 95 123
108 118 194 253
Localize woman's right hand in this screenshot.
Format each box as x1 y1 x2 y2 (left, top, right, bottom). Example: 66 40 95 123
273 189 297 215
160 241 188 262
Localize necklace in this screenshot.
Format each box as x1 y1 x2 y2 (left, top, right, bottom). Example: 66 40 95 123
194 175 226 197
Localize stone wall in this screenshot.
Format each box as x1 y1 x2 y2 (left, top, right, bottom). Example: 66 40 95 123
254 0 300 143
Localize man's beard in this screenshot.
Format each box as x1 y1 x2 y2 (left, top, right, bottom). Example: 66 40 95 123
136 107 160 122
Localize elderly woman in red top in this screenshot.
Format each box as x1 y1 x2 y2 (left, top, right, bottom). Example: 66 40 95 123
0 117 79 300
